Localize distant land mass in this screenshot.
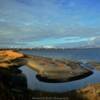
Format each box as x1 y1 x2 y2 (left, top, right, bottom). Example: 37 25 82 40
0 47 100 50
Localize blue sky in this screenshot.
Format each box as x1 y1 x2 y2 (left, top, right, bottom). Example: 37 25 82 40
0 0 100 48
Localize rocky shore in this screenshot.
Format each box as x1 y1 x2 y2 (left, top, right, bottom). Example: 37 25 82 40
0 50 93 82
0 50 100 100
26 55 93 82
87 61 100 71
0 50 26 68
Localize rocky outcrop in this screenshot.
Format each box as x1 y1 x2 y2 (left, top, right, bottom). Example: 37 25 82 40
0 50 26 69
87 61 100 71
75 84 100 100
0 50 24 60
0 50 93 82
0 50 99 100
26 57 93 82
0 50 27 99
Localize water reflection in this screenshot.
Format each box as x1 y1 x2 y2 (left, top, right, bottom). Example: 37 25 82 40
20 66 100 93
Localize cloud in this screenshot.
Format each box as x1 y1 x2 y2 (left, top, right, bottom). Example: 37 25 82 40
10 36 96 48
0 0 100 48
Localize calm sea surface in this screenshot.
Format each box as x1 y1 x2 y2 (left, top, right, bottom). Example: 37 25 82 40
19 48 100 92
20 48 100 61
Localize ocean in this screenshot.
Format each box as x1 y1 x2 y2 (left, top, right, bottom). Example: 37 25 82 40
19 48 100 92
20 48 100 61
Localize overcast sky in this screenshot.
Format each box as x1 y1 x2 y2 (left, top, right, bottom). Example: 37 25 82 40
0 0 100 48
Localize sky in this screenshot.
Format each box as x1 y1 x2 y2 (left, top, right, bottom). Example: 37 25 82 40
0 0 100 48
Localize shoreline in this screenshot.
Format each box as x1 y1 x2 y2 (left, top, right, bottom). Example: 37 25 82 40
0 49 100 99
0 50 93 82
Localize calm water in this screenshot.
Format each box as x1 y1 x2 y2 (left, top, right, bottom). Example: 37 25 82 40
19 48 100 92
20 48 100 61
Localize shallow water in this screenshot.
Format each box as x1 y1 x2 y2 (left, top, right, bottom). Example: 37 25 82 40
20 66 100 92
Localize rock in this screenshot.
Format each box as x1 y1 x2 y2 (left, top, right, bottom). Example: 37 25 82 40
0 50 24 61
0 50 26 69
26 56 93 82
0 50 93 82
76 84 100 100
0 68 27 89
87 61 100 71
